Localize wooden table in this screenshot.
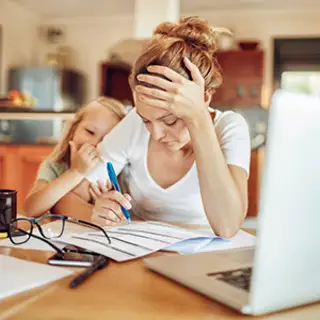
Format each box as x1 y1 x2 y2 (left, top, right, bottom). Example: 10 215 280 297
0 228 319 319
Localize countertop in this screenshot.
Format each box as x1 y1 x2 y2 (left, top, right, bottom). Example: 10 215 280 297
0 111 75 120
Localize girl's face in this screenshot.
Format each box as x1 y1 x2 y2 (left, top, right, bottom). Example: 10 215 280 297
72 102 120 150
134 92 191 152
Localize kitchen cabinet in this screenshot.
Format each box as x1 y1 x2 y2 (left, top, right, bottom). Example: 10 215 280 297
211 50 264 107
247 148 264 217
0 145 54 212
100 61 133 104
0 145 19 191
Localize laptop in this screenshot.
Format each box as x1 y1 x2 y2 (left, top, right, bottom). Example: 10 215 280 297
144 90 320 316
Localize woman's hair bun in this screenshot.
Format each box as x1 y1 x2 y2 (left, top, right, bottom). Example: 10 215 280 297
153 16 229 53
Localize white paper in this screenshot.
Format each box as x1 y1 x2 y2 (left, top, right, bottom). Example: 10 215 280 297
58 221 226 262
0 220 255 260
0 255 74 300
164 229 256 254
0 236 66 252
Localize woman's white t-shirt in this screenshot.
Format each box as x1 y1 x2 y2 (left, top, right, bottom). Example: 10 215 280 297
87 108 251 225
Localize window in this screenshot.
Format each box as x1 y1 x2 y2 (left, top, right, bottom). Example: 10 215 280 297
281 71 320 96
273 38 320 95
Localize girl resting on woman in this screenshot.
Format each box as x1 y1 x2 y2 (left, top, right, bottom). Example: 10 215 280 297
24 97 128 219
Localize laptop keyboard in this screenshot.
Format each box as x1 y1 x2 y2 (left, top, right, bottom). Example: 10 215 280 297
207 267 252 292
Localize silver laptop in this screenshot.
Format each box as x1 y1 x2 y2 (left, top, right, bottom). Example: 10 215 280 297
144 90 320 316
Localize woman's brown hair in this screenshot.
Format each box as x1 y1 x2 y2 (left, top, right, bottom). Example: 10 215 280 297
129 16 229 93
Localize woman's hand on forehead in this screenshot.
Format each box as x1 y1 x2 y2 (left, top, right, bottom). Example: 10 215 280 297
135 57 208 124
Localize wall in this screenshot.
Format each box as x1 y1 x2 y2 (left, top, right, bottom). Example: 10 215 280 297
0 0 40 94
40 7 320 105
2 4 319 104
37 15 134 101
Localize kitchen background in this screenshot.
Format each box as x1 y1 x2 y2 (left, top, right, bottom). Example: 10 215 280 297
0 0 319 217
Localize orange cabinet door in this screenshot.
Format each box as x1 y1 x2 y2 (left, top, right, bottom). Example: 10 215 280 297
0 146 7 189
16 146 54 212
0 145 20 191
247 148 264 217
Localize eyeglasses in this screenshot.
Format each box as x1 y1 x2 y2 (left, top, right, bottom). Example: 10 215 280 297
8 214 111 256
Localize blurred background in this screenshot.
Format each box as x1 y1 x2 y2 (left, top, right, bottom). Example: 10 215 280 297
0 0 319 217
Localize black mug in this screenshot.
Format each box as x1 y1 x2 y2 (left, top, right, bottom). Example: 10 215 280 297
0 189 17 232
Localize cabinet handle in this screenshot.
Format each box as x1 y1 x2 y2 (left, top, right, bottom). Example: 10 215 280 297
250 85 258 98
236 84 245 97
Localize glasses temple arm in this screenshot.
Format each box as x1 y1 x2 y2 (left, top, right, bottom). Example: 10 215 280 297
67 217 111 244
25 231 65 256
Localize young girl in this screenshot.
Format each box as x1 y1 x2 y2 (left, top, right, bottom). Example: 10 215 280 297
24 97 128 219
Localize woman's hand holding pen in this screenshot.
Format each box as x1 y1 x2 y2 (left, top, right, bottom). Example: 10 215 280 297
90 181 132 226
69 141 100 176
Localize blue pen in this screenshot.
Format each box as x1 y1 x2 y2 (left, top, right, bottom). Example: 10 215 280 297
106 162 131 224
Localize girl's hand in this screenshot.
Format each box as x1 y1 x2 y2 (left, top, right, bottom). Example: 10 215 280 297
91 190 132 226
89 180 112 204
69 141 100 176
135 57 208 125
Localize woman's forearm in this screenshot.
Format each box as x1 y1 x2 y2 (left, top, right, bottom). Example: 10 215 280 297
188 112 244 238
24 169 83 217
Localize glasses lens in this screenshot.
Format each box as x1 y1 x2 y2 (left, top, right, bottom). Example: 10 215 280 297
9 218 32 244
38 215 64 238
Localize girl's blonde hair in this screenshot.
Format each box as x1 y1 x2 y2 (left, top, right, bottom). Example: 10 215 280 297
48 96 127 165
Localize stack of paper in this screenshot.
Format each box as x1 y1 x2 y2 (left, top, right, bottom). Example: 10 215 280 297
0 221 255 262
58 221 255 262
0 255 73 300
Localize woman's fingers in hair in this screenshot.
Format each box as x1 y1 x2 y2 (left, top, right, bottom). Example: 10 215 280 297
136 74 177 92
135 85 172 102
183 57 204 87
146 65 186 85
137 60 204 89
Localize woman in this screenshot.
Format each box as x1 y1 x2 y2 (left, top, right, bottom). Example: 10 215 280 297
55 16 251 238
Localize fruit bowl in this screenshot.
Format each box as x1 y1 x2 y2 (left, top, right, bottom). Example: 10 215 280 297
7 90 36 108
